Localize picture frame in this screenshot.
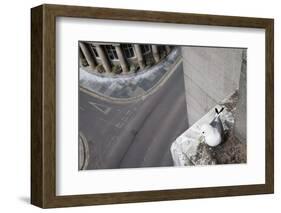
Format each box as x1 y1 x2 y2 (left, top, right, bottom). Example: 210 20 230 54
31 4 274 208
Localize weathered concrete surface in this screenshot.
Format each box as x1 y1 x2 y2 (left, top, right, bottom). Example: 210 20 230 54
170 92 246 166
233 50 247 143
181 47 244 126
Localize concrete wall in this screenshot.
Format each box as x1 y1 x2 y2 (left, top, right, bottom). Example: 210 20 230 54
234 50 247 143
182 47 244 126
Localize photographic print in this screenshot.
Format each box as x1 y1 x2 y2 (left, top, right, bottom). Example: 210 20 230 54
31 5 274 208
78 42 247 170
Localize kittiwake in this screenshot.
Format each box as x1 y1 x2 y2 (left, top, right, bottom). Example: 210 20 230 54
200 107 224 147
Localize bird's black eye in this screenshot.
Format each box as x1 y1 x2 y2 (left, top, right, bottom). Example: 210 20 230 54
202 131 205 134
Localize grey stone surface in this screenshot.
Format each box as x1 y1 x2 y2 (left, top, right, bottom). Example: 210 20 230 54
234 50 247 143
181 46 244 126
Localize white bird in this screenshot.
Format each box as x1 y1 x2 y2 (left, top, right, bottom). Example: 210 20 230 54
200 107 224 147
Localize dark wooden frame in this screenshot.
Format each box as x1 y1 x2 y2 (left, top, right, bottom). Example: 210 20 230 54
31 4 274 208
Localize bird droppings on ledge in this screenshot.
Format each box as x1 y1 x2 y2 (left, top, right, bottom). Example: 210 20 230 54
190 143 217 165
170 91 246 166
191 130 246 165
212 132 246 164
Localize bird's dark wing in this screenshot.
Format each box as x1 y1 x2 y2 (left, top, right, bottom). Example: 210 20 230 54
210 116 224 137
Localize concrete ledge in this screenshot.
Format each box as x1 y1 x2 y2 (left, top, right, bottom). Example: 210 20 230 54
170 91 243 166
